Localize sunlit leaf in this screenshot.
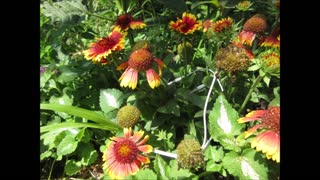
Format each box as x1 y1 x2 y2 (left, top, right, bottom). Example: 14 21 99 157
57 135 78 156
65 160 82 175
100 89 124 113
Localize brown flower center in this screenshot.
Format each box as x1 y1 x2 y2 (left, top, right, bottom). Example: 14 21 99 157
243 14 267 33
261 106 280 133
114 139 138 163
116 14 133 29
128 49 154 71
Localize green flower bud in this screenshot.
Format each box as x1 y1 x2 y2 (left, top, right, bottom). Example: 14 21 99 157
117 105 141 128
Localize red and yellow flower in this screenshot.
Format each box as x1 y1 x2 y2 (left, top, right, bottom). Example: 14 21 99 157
169 12 202 35
238 14 267 46
117 48 166 89
83 28 126 64
212 17 233 33
260 27 280 49
114 14 146 31
102 128 153 179
202 19 214 32
238 106 280 163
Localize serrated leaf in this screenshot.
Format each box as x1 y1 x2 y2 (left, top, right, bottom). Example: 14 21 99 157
222 150 268 179
206 160 222 172
204 145 224 162
100 89 124 113
168 159 194 179
65 160 82 175
157 100 180 116
40 70 55 88
209 94 244 141
217 136 242 152
57 135 78 156
79 143 98 166
133 169 157 180
42 0 87 27
153 155 169 180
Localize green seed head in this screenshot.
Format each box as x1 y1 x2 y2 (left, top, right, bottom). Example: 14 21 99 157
117 105 141 128
176 139 204 169
214 44 251 73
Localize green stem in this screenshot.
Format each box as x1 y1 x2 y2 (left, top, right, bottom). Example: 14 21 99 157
128 30 135 47
238 74 264 114
48 158 56 180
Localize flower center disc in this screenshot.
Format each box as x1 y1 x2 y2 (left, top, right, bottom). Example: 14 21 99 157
114 139 138 163
128 49 153 71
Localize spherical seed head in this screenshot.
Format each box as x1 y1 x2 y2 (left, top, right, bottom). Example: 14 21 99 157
132 40 151 52
128 49 154 71
215 44 251 73
243 14 267 33
117 105 141 128
176 139 204 169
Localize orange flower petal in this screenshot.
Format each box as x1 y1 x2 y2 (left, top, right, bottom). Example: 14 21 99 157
146 69 161 89
131 130 144 143
136 154 150 164
136 135 149 146
251 131 280 163
123 127 132 139
238 30 256 46
117 62 129 70
129 21 147 29
244 124 263 138
154 58 166 76
119 68 139 89
138 145 153 153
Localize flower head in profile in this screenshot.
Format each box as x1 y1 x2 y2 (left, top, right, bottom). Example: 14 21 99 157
260 27 280 49
117 48 166 89
238 14 267 46
260 50 280 77
114 14 146 31
83 28 126 64
235 1 254 12
238 106 280 163
103 128 153 179
169 12 202 35
212 17 233 33
202 19 214 32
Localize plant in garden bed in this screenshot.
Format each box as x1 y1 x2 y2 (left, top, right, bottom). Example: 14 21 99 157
40 0 280 179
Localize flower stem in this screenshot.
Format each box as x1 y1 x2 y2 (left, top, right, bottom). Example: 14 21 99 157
48 158 56 180
128 30 135 47
238 74 264 114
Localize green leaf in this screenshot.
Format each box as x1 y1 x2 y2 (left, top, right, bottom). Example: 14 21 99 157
40 104 120 129
222 150 268 179
42 0 87 27
133 169 157 180
204 145 224 162
269 96 280 106
40 70 55 88
247 64 260 71
100 89 124 113
263 75 271 87
206 160 222 172
208 94 244 141
191 0 220 10
168 159 194 179
79 143 98 166
65 159 82 175
157 100 180 116
57 135 78 156
76 128 92 143
41 122 119 133
40 151 52 160
153 155 169 180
